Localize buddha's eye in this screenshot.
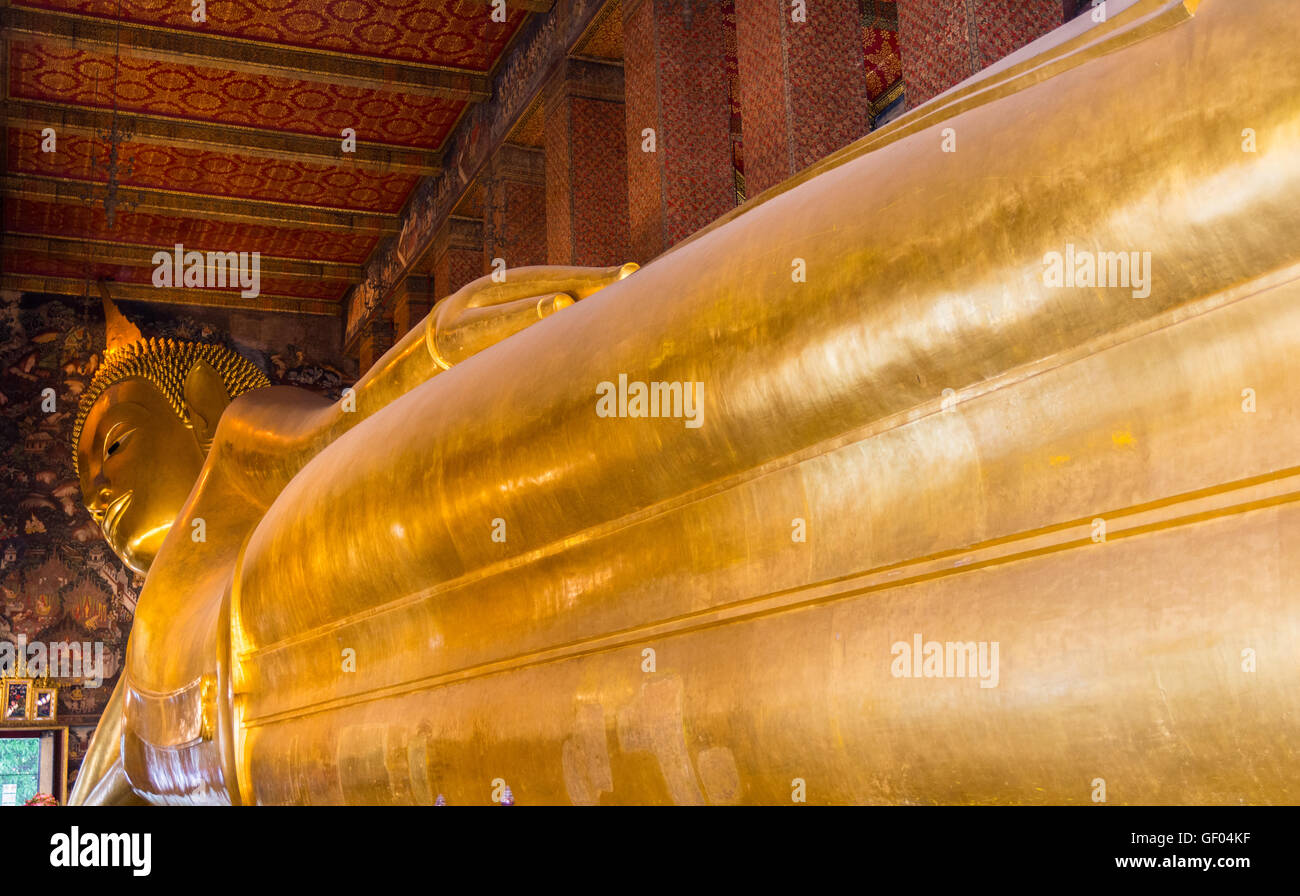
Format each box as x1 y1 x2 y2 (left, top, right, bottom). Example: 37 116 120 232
103 426 135 461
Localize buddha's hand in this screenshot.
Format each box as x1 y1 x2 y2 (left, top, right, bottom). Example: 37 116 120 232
428 262 638 368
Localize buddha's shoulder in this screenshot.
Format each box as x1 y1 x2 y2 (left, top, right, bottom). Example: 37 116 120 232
229 382 336 423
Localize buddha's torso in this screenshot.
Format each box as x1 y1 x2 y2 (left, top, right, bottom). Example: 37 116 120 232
121 386 338 803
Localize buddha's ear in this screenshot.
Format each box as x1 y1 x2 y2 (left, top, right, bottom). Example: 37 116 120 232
183 359 231 450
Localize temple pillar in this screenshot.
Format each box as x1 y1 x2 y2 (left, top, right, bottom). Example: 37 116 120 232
392 277 435 338
733 0 870 197
483 143 547 272
432 216 484 301
544 58 631 266
357 316 394 373
896 0 1078 108
622 0 735 261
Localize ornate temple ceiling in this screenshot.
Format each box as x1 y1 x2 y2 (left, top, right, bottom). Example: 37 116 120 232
0 0 543 315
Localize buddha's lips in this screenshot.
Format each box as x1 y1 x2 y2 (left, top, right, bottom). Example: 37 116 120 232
102 491 132 543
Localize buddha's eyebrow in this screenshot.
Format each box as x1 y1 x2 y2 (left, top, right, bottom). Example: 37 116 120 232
95 402 151 447
103 420 132 448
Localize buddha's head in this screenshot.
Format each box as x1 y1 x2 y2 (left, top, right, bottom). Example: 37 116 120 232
72 334 269 574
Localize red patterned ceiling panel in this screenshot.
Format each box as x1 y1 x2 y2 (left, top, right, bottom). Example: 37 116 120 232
6 199 379 262
7 129 418 213
3 250 350 301
10 41 466 148
15 0 527 69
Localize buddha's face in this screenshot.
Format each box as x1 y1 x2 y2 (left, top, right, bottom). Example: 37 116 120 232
77 376 207 574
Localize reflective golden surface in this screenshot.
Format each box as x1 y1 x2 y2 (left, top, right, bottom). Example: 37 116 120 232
72 0 1300 805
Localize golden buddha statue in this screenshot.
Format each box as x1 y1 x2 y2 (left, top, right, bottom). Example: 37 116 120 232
70 264 636 805
73 0 1300 805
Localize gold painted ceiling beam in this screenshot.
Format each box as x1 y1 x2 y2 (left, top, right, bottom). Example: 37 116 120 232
1 233 362 281
3 174 400 233
6 100 442 175
1 7 491 101
0 274 342 316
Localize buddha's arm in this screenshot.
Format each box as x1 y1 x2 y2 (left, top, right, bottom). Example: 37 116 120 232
201 263 640 509
342 263 638 422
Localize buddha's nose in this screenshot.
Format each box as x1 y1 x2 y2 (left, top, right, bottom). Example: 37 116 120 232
88 478 113 521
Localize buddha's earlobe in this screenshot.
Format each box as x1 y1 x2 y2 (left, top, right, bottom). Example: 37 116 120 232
183 359 232 453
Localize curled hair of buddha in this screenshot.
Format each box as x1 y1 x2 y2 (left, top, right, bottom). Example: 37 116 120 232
72 338 270 475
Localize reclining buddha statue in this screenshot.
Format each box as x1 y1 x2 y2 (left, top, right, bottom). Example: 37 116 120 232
72 0 1300 805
